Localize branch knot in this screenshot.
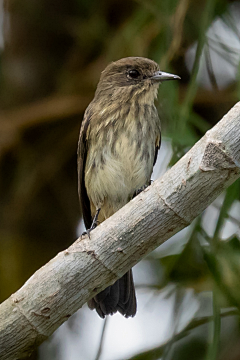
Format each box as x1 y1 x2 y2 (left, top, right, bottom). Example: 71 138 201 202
200 141 237 171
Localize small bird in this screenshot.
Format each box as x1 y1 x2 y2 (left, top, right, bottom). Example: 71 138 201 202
77 57 180 318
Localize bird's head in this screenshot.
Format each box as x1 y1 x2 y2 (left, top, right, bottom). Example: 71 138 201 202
94 57 180 104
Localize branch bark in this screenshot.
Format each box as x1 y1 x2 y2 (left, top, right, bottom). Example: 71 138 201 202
0 103 240 360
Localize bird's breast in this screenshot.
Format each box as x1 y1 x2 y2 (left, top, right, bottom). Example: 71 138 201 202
85 105 160 219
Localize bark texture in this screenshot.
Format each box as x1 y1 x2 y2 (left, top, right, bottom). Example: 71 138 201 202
0 102 240 359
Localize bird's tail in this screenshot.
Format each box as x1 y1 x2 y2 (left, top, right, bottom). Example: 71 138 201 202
88 269 137 318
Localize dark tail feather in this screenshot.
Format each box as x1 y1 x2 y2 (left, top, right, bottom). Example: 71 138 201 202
88 269 137 318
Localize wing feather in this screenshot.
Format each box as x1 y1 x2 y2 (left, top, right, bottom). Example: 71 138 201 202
153 132 161 167
77 111 92 230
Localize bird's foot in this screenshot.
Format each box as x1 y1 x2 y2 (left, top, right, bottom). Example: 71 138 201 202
81 208 101 239
133 181 152 198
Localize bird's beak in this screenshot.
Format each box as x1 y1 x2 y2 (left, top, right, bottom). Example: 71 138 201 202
151 71 181 81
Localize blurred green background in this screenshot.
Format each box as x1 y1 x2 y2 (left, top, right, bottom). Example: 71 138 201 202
0 0 240 359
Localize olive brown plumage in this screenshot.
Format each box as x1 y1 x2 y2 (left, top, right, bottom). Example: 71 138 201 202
77 57 180 318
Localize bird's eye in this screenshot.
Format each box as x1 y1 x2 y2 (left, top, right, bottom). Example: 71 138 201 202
128 69 141 79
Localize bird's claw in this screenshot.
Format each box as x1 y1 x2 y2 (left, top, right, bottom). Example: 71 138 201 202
133 182 151 198
81 208 100 239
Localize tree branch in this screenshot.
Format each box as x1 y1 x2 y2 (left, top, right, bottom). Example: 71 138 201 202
0 103 240 360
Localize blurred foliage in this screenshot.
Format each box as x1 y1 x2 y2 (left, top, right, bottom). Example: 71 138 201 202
0 0 240 359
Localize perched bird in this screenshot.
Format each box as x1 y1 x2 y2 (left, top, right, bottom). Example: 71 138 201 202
77 57 180 318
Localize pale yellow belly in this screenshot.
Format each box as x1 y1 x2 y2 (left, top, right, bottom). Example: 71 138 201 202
85 132 154 221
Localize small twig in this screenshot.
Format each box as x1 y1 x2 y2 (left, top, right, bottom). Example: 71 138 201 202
126 309 239 360
94 317 109 360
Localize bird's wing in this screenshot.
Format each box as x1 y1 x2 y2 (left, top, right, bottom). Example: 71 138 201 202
77 110 92 230
153 131 161 167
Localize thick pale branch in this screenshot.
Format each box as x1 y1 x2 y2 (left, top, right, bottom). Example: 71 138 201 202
0 103 240 359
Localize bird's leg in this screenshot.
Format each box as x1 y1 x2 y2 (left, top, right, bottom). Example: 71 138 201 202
90 208 101 231
132 180 152 198
82 208 101 239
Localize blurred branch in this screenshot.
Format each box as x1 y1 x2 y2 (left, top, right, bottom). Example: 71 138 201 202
94 317 109 360
179 0 217 126
0 103 240 360
205 41 219 91
0 94 90 157
126 308 239 360
161 0 190 67
206 287 221 360
212 203 240 227
179 86 238 106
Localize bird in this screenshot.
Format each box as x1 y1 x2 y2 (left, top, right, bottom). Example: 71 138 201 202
77 57 180 318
